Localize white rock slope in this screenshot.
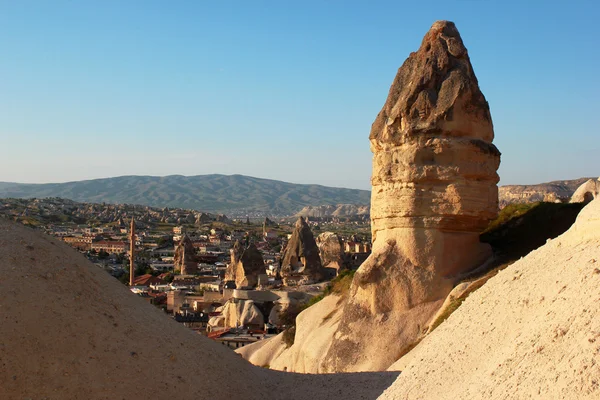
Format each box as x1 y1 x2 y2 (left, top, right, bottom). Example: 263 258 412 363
379 198 600 399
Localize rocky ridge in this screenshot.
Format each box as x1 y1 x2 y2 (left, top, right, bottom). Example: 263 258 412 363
499 177 593 207
296 204 370 218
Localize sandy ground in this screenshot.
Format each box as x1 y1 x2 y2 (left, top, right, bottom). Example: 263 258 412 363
379 198 600 399
0 217 396 400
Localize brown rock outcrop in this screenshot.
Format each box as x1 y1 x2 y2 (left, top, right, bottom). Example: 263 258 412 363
322 20 501 372
280 217 324 285
225 242 265 288
316 232 348 274
195 212 212 224
174 235 198 275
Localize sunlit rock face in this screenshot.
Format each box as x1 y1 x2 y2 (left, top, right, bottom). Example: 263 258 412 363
280 217 324 285
174 235 198 275
226 241 265 289
323 20 501 372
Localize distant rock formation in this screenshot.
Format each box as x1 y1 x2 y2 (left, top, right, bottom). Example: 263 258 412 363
195 212 212 224
173 235 198 275
229 240 243 268
296 204 370 218
316 232 347 274
263 217 276 227
184 213 195 224
499 178 593 207
223 299 265 328
570 178 600 204
225 242 265 288
322 20 501 372
280 217 324 285
216 214 230 223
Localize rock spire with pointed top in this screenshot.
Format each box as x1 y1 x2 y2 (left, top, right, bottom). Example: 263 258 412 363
322 20 501 372
280 217 324 284
174 235 198 275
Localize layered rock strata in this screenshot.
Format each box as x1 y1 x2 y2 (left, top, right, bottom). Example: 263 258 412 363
322 20 501 372
280 217 324 285
174 235 198 275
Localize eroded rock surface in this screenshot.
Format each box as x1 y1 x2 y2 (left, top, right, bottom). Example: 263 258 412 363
280 217 324 285
225 242 265 289
570 178 600 204
223 299 265 328
323 20 501 372
316 232 348 274
174 235 198 275
381 198 600 399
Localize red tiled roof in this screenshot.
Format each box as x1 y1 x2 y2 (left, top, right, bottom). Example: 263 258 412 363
133 274 164 286
157 272 172 280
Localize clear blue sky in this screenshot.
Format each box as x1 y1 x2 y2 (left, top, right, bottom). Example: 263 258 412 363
0 0 598 190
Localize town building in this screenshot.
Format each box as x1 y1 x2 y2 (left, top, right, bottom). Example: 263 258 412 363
91 240 128 254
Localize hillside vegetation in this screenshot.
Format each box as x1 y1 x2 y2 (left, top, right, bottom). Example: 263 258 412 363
0 174 370 216
481 201 585 265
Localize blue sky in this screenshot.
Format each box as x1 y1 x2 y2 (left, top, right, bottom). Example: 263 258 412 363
0 0 598 190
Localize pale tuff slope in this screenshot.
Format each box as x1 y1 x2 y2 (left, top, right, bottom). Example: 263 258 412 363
379 197 600 400
0 217 396 400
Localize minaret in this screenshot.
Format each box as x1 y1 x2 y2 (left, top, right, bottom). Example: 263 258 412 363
129 217 135 286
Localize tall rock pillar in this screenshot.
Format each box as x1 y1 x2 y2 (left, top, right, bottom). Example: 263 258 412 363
324 21 501 372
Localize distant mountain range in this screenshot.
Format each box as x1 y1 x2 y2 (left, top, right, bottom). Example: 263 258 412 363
1 174 595 217
0 174 371 217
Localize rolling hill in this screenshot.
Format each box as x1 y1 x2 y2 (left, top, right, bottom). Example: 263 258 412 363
0 174 371 216
499 177 595 207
